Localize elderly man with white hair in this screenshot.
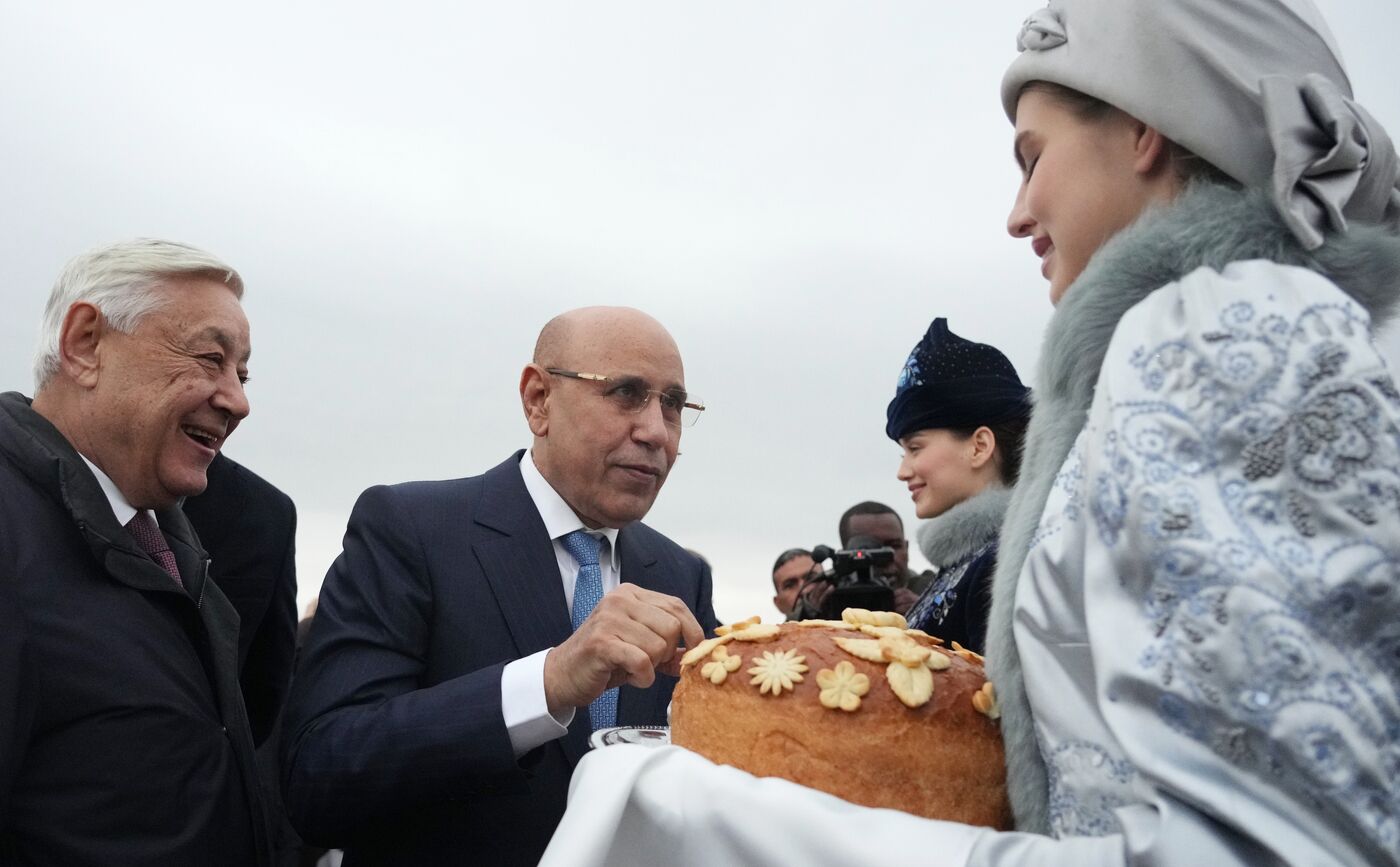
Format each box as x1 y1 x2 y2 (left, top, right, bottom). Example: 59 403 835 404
0 239 272 865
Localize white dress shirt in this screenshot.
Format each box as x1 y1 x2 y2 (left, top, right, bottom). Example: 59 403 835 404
500 451 622 757
79 454 142 527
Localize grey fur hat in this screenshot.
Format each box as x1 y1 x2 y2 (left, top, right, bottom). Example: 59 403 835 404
1001 0 1400 250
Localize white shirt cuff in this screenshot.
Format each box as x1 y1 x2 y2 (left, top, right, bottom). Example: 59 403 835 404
502 647 574 758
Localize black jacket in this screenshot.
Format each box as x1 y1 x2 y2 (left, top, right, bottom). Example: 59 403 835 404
910 486 1012 655
0 392 271 866
183 452 298 747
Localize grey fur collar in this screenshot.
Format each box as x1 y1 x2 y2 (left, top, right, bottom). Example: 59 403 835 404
985 182 1400 834
916 486 1011 568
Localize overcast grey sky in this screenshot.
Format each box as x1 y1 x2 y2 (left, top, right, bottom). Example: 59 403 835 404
2 1 1397 622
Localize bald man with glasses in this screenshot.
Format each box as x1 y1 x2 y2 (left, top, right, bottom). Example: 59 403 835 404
282 306 718 867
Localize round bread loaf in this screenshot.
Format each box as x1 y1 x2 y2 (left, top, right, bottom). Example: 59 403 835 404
670 614 1011 828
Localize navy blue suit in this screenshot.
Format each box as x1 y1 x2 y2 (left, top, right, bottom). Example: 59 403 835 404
281 453 717 866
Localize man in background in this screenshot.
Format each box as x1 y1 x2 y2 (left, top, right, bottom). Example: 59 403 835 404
771 547 816 620
790 502 932 619
839 500 933 601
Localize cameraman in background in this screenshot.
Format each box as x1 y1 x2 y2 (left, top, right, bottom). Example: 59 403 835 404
790 539 902 621
842 501 934 611
838 502 935 598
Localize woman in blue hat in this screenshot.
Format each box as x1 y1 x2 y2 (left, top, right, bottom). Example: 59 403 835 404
886 318 1030 654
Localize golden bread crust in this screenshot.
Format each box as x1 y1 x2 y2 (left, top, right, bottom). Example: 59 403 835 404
671 621 1011 828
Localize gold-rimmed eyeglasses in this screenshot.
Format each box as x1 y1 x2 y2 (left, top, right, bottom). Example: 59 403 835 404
546 368 705 428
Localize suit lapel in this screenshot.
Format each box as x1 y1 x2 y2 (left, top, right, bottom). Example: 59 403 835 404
471 456 574 658
614 528 673 727
470 456 687 759
35 430 190 600
83 500 197 600
470 457 592 766
616 528 662 593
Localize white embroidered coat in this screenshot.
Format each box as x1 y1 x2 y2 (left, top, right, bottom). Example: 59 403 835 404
1003 260 1400 865
539 188 1400 867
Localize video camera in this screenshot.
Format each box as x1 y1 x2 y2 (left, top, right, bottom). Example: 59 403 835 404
796 536 897 621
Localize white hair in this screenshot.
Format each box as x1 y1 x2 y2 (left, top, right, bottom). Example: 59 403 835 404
33 238 244 390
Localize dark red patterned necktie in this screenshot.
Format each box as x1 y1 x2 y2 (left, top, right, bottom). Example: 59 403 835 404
126 511 184 589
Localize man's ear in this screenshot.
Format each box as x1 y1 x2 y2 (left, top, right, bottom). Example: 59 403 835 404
1131 122 1171 177
57 302 105 389
520 363 552 436
968 426 997 470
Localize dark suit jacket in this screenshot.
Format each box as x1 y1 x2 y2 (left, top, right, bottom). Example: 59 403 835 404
183 452 299 747
282 452 718 867
0 392 271 865
182 453 302 866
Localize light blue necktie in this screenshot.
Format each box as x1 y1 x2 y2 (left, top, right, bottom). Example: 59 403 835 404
561 529 618 731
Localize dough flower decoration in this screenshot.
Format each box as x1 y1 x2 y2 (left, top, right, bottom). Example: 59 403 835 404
748 649 808 696
836 633 940 668
700 645 742 685
715 616 761 636
887 660 935 708
841 608 907 629
679 634 736 667
879 634 931 667
972 681 1001 720
795 619 856 630
816 660 870 712
951 641 984 664
729 623 780 642
904 627 945 645
834 630 944 708
713 616 780 643
833 637 886 663
858 624 908 640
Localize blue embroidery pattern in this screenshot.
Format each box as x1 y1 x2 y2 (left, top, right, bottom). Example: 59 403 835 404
1044 740 1140 837
1030 433 1088 549
905 544 993 633
1089 298 1400 851
905 560 966 632
896 354 922 390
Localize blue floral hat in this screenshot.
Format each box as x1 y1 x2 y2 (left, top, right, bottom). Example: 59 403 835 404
885 318 1031 441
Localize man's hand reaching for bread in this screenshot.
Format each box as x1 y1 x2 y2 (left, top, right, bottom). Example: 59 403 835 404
543 584 705 716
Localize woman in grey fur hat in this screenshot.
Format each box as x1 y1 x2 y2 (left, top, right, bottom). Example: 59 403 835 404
540 2 1400 864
